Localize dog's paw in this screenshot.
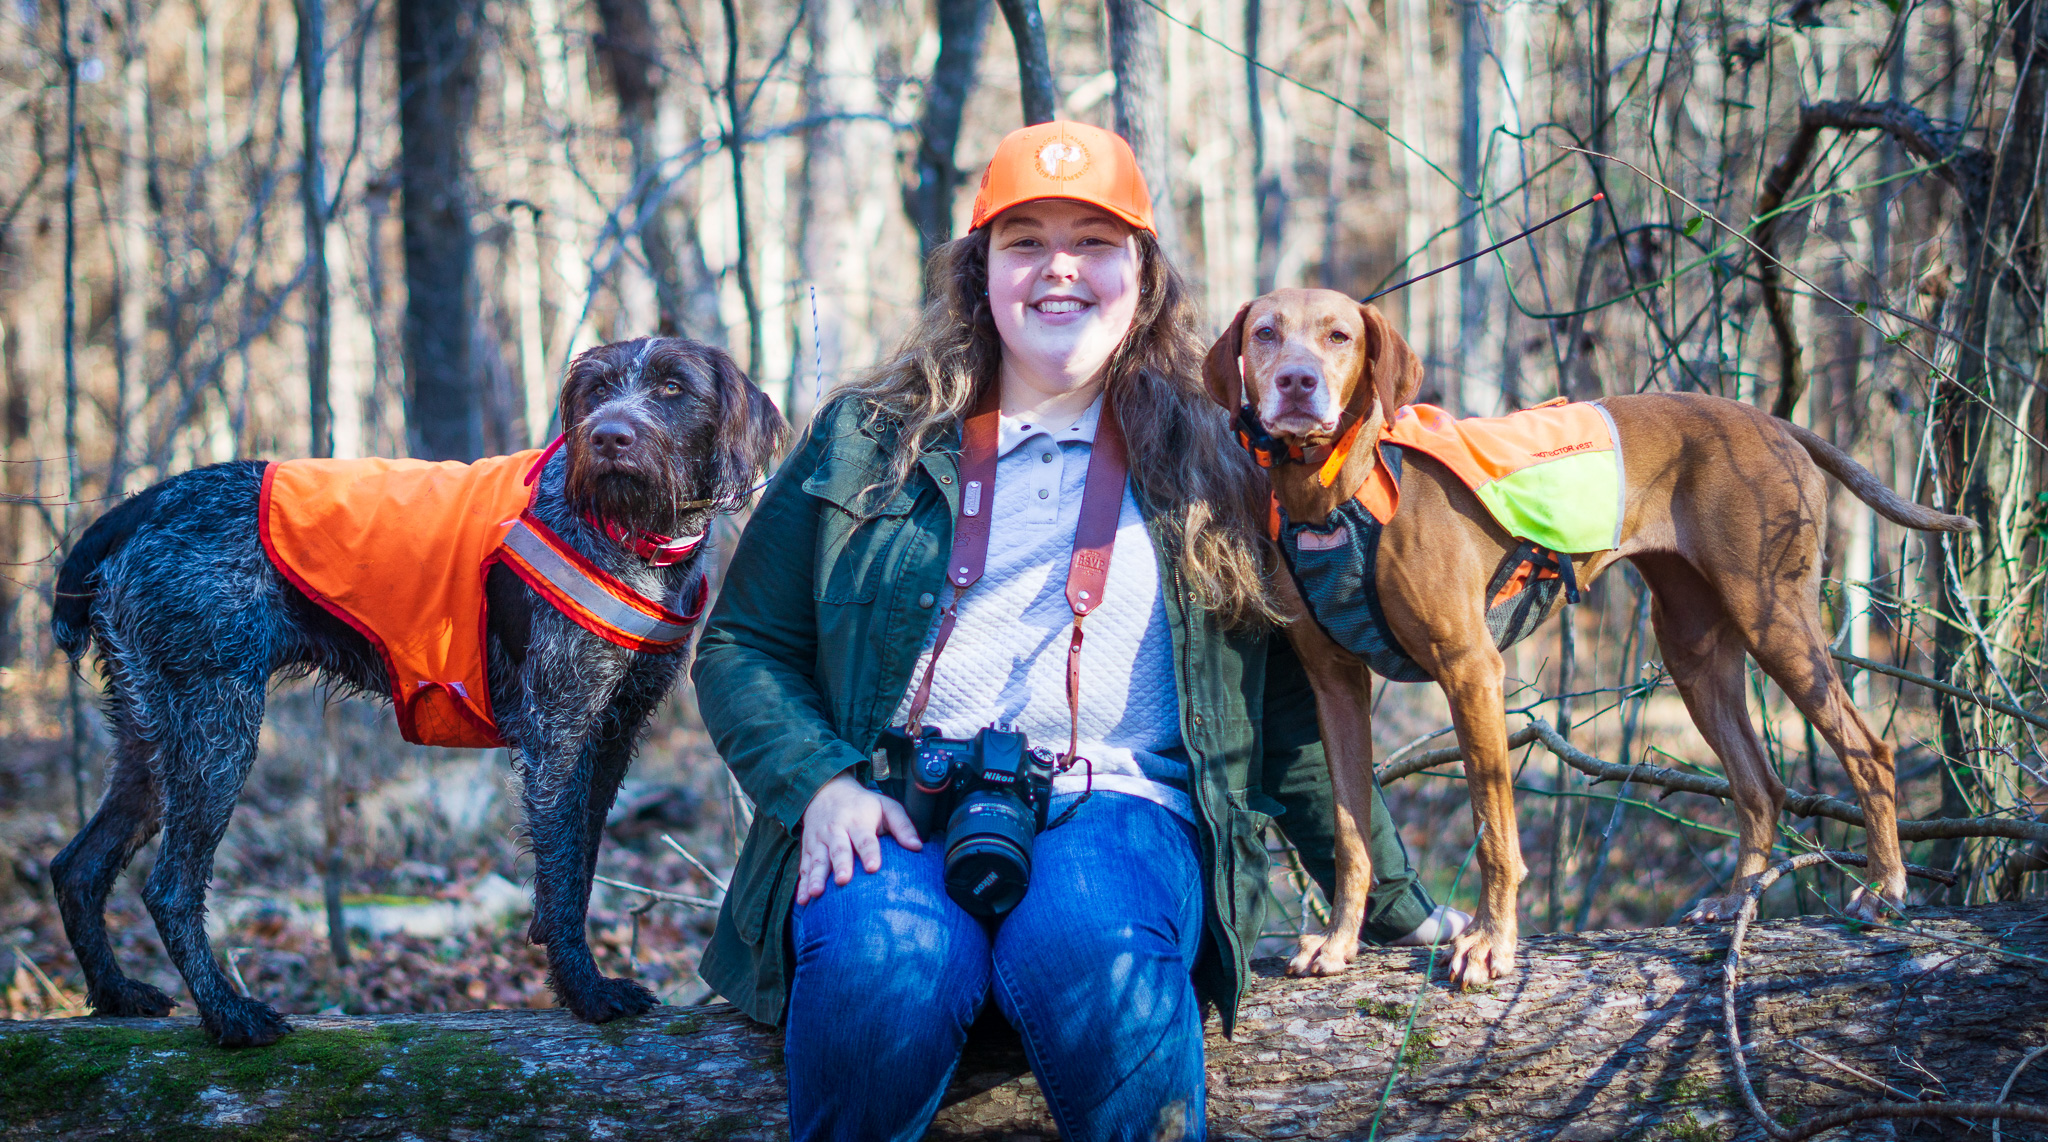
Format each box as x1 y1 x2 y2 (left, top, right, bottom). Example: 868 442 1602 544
89 977 177 1018
1286 933 1356 977
564 974 659 1024
1445 926 1516 990
1683 894 1745 923
203 998 293 1048
1845 881 1904 922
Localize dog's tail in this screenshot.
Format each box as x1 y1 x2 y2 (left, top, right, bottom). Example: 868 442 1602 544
1781 421 1975 533
52 482 172 661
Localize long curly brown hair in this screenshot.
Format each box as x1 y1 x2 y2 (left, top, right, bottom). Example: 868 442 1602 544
839 227 1280 628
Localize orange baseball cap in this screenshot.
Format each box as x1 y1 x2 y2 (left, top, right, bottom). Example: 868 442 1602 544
969 120 1155 233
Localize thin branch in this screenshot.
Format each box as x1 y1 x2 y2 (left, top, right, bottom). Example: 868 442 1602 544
591 874 718 909
1831 649 2048 732
1379 718 2048 844
659 833 729 893
1757 99 1979 417
1565 144 2048 455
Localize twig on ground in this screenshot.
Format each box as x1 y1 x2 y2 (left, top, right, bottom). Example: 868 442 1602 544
1787 1039 1930 1105
1994 1045 2048 1142
1722 851 2048 1142
661 833 730 893
1860 921 2048 967
11 942 85 1015
224 947 253 998
591 874 718 909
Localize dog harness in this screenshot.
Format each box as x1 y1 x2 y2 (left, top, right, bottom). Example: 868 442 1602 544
259 450 707 748
1265 399 1624 682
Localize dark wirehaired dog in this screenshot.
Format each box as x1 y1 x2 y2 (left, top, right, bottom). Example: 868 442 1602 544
49 336 785 1046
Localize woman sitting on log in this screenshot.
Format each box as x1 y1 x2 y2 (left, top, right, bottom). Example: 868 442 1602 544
690 120 1464 1142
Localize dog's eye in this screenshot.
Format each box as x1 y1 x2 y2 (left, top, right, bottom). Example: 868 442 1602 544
1330 330 1350 344
1253 326 1276 342
658 379 684 397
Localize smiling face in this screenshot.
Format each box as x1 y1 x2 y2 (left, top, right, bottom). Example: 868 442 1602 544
985 198 1145 408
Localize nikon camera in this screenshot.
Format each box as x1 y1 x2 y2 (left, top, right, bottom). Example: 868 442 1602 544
878 726 1053 917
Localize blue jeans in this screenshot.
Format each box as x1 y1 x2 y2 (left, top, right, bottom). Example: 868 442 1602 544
785 792 1207 1142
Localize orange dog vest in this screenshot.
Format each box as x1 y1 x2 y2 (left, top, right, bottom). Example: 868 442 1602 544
1264 400 1624 682
260 451 706 748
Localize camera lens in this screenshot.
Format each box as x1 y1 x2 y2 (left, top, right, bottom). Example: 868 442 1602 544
942 793 1036 917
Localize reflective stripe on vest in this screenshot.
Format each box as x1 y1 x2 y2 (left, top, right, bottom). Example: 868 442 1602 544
498 512 705 652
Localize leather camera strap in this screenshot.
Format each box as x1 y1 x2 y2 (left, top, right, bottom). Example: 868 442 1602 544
903 387 1130 774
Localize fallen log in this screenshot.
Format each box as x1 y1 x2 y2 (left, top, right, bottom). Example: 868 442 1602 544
3 904 2046 1140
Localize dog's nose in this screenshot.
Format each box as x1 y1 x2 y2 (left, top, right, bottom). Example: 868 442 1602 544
1275 367 1320 394
591 421 636 457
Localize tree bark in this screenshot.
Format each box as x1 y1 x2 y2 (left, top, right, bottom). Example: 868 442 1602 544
593 0 687 338
907 0 990 272
7 905 2047 1139
298 0 332 459
800 0 896 419
397 0 483 460
719 0 763 379
1105 0 1174 254
993 0 1056 125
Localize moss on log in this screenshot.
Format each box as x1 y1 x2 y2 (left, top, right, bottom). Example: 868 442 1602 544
4 905 2047 1140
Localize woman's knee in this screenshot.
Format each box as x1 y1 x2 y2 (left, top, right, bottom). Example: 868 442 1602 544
789 839 990 1021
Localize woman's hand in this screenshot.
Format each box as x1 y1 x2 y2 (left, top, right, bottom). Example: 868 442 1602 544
794 770 923 905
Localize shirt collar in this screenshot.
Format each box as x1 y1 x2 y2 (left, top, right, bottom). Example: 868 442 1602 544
995 393 1104 458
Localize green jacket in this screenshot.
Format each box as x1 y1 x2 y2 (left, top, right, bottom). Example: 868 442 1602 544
690 395 1426 1033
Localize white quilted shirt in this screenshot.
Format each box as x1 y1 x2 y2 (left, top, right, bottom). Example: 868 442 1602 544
890 395 1191 822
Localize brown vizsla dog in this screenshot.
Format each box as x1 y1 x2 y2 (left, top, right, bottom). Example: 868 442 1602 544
1206 287 1973 988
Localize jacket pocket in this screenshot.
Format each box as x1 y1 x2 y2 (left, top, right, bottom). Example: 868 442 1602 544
730 817 799 946
803 445 919 604
1225 797 1275 949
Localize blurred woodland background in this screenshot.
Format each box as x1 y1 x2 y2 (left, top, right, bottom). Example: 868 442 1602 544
0 0 2045 1027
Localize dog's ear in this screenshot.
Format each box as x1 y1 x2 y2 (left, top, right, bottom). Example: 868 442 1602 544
1202 302 1254 410
704 345 791 507
1358 303 1422 421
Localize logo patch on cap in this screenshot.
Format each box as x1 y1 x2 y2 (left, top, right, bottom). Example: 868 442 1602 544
1036 137 1091 180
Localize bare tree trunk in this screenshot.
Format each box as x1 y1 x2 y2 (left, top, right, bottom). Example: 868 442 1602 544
720 0 762 378
593 0 686 337
7 906 2047 1139
0 305 26 665
907 0 990 272
502 69 550 445
1245 0 1285 294
109 0 149 495
1105 0 1173 254
60 0 88 831
299 0 332 458
531 0 596 383
319 700 350 968
1318 11 1358 292
397 0 482 460
992 0 1055 125
299 0 347 966
1456 0 1485 413
801 0 894 418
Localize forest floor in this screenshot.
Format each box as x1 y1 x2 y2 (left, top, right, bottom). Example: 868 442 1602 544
0 633 1958 1024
